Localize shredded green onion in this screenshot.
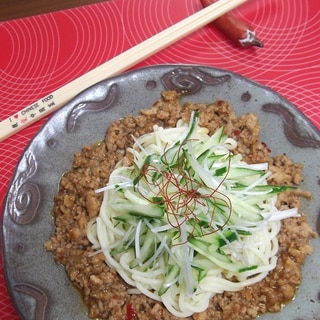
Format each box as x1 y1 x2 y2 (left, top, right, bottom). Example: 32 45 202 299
88 112 299 317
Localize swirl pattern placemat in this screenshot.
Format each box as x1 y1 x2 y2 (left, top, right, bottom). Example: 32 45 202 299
0 0 319 318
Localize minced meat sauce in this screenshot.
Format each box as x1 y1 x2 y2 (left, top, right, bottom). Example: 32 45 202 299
45 91 316 320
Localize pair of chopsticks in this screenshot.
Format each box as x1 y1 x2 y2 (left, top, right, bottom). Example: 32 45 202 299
0 0 248 143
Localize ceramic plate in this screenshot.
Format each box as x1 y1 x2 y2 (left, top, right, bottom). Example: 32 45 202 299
1 65 320 320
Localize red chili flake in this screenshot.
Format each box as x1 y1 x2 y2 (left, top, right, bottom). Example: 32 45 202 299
126 303 138 320
233 129 241 136
261 142 271 153
217 100 225 106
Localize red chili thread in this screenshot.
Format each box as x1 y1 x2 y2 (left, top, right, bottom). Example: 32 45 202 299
133 140 233 240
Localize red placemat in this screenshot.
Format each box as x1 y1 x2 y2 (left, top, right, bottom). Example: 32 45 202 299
1 0 319 318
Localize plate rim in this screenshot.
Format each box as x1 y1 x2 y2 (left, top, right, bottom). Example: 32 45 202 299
1 64 319 320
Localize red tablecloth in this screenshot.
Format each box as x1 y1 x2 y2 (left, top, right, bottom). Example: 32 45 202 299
1 0 319 318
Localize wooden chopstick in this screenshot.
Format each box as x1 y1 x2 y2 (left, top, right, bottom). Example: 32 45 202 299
0 0 248 143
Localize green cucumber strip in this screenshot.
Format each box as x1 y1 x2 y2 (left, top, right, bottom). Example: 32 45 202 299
159 262 180 296
111 201 164 219
238 265 258 273
216 167 265 179
94 111 301 305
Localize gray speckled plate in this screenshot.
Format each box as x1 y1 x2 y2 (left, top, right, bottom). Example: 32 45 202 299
1 65 320 320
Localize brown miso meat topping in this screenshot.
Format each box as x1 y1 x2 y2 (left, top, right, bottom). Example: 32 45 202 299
45 91 316 320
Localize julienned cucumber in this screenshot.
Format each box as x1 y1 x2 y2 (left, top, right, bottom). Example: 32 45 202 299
100 111 298 302
111 201 164 219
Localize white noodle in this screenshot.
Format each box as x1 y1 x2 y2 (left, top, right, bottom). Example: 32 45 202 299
87 119 298 317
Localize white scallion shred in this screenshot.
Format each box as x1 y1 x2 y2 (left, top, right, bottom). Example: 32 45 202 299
87 111 299 317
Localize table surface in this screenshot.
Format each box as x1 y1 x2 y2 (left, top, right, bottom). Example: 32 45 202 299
0 0 319 319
